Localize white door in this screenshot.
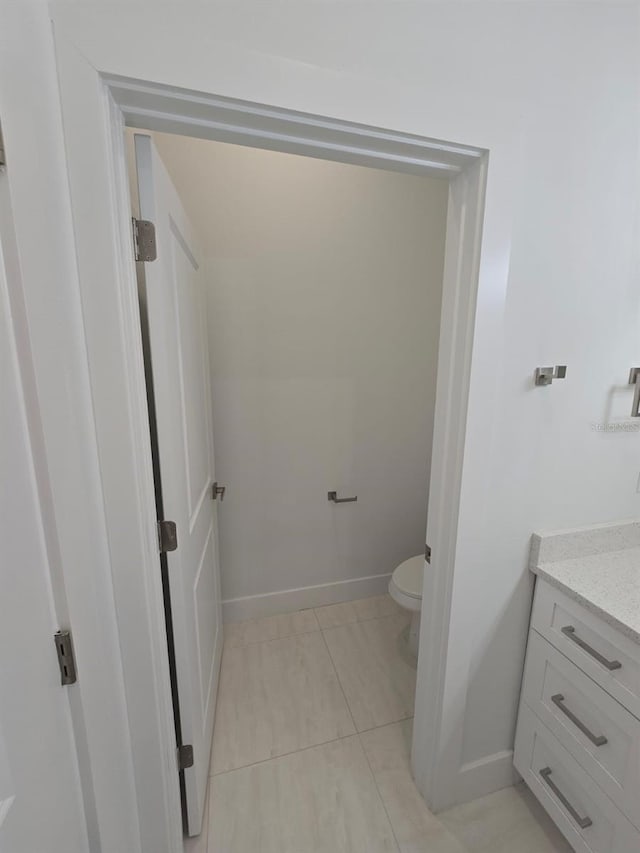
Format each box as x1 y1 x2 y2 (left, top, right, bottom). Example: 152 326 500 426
134 134 223 836
0 176 89 851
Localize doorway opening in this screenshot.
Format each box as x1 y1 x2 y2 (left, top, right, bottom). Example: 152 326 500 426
125 126 453 840
63 72 487 851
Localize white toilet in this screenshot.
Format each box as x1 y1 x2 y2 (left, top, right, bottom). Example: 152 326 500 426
389 554 424 657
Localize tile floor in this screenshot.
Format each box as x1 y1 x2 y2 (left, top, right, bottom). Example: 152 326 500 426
186 594 573 853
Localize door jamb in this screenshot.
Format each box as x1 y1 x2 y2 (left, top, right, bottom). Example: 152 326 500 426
56 61 487 851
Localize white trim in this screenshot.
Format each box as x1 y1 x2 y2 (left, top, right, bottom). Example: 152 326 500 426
106 76 482 178
104 95 184 852
411 158 488 811
223 573 393 623
53 38 183 853
50 34 486 848
456 750 519 803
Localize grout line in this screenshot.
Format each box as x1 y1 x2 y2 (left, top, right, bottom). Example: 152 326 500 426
318 614 406 640
319 625 359 733
357 729 402 853
226 608 399 649
223 595 402 646
222 624 321 650
210 730 358 778
209 715 416 779
315 603 404 630
356 715 414 736
316 613 395 630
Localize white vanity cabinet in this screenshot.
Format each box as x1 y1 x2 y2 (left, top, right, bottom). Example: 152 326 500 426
514 579 640 853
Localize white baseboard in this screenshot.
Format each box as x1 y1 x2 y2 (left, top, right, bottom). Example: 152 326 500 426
222 573 392 623
455 749 519 805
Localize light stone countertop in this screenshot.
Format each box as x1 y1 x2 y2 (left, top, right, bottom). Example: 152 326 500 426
530 520 640 644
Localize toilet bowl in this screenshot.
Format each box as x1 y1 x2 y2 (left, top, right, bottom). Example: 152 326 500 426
389 554 424 657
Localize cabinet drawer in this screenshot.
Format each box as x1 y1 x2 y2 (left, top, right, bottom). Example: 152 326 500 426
514 705 640 853
531 580 640 718
522 630 640 827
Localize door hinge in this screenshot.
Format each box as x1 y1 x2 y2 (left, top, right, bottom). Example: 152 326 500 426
54 630 78 686
425 544 432 564
157 520 178 553
132 217 157 262
177 744 194 771
211 482 226 501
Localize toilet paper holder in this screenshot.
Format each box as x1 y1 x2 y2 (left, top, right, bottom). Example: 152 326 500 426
328 491 358 504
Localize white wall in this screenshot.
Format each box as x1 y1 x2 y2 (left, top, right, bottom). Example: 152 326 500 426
6 0 638 822
149 133 448 610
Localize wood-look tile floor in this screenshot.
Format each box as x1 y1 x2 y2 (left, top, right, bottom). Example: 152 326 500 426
186 595 573 853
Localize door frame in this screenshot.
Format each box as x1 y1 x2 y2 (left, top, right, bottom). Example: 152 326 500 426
54 48 486 853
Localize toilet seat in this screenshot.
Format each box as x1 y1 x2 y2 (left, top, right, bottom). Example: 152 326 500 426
389 554 424 613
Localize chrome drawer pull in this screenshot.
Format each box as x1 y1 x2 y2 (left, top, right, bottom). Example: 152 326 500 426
561 626 622 671
540 767 593 830
551 694 608 747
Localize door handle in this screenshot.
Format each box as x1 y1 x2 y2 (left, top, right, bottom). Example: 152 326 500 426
328 491 357 504
628 368 640 417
